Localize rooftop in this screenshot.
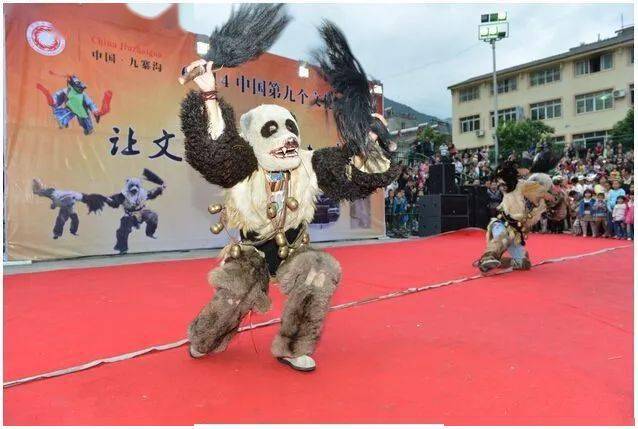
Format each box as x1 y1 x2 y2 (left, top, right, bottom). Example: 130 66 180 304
448 26 634 90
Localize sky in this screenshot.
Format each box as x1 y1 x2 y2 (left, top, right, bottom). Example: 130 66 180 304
129 3 634 119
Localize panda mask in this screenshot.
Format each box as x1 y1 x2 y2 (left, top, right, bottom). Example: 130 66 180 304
240 104 301 172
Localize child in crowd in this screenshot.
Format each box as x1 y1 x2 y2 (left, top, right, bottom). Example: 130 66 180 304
612 195 628 239
568 190 581 235
625 193 634 240
593 192 609 237
392 189 408 232
577 189 596 237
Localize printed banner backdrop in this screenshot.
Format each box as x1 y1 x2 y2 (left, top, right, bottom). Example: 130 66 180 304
4 3 386 261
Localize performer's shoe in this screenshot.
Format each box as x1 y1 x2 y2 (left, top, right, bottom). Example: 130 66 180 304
188 345 206 359
277 355 316 372
511 258 532 271
53 235 60 240
477 253 501 272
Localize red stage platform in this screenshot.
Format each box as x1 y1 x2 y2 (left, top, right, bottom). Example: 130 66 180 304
3 229 634 425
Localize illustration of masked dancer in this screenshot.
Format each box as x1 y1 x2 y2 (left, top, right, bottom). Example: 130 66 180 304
36 73 112 135
32 178 107 239
106 169 166 254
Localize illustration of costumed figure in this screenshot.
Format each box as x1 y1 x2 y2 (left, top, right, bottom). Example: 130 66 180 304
32 178 107 239
179 7 399 372
476 149 559 272
36 73 112 135
105 170 166 254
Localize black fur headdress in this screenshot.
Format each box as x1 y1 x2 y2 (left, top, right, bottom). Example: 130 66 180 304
202 3 291 68
313 21 391 158
530 147 561 174
493 160 520 193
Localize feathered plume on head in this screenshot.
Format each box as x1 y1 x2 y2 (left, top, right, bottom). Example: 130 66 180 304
312 20 392 158
202 3 291 68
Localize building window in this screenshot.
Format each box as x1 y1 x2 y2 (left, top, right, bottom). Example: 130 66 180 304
575 90 613 113
530 99 562 120
631 84 634 105
529 66 560 86
490 77 517 94
629 46 634 64
548 136 566 146
459 86 479 102
575 52 613 76
459 115 481 133
490 107 518 128
572 130 610 148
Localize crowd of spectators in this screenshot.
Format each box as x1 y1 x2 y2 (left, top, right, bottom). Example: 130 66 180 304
385 139 634 239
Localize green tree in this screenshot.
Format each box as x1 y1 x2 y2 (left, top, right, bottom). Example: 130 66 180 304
610 109 633 150
496 119 555 158
417 125 450 149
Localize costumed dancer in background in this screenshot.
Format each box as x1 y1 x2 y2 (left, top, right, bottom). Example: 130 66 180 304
476 149 559 272
36 73 112 135
32 178 107 239
179 5 399 372
105 169 166 254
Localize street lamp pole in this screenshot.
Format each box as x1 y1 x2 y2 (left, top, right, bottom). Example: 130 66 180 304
479 12 508 166
491 39 499 165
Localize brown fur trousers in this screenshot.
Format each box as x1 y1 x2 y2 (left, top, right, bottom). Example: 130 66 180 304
188 246 341 358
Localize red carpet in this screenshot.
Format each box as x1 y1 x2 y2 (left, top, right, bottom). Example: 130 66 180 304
3 230 634 425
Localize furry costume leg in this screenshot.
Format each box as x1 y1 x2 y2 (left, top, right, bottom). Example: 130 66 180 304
53 207 71 238
69 212 80 235
114 215 136 253
272 248 341 361
188 246 271 357
478 221 509 272
141 209 159 238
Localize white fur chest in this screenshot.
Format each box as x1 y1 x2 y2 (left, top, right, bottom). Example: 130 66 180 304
224 150 319 238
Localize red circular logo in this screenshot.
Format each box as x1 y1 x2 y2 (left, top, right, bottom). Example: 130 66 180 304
26 21 65 56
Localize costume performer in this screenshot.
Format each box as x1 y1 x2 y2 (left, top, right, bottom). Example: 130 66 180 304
179 10 399 371
105 170 166 254
32 178 107 239
476 150 559 272
36 74 112 135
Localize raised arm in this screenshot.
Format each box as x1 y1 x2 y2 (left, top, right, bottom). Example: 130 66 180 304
312 134 400 202
179 60 258 188
147 186 165 200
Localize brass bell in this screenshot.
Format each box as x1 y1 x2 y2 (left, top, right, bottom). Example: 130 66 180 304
208 203 223 214
229 244 242 259
266 202 278 219
275 232 287 247
210 222 224 234
285 197 299 211
301 232 310 244
278 246 289 259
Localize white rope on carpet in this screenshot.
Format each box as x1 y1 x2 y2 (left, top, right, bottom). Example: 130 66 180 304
4 243 631 389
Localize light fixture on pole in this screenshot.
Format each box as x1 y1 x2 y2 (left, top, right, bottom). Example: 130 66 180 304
298 61 310 78
478 12 509 165
196 41 210 56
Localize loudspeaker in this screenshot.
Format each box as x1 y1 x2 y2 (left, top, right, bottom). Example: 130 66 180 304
473 187 490 229
460 185 490 229
417 194 469 237
427 163 456 195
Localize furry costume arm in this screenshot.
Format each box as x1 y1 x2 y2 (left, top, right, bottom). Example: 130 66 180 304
80 194 108 213
147 186 164 200
312 146 401 202
106 193 125 208
180 90 258 188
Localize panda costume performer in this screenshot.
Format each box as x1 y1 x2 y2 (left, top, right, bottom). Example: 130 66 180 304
32 178 107 239
180 20 400 371
105 171 166 254
476 150 559 273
